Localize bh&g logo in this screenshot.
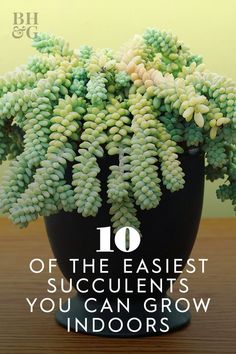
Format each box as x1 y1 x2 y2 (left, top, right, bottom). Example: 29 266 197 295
12 12 38 39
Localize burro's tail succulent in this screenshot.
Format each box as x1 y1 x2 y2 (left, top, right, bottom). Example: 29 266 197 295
0 28 235 230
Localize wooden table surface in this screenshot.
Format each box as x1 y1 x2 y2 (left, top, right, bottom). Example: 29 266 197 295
0 217 235 354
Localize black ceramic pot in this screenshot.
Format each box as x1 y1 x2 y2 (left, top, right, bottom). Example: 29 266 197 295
45 149 204 337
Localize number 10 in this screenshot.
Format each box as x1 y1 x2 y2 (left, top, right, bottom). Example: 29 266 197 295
96 226 141 253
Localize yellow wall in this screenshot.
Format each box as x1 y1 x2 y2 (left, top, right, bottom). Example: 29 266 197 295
0 0 235 217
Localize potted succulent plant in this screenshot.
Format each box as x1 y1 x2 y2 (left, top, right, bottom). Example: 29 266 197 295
0 28 235 337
